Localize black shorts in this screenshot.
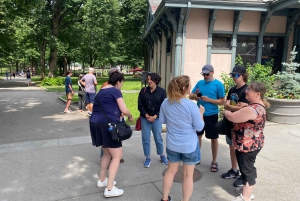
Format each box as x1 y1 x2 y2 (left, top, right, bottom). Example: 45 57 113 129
90 122 122 148
236 149 261 186
196 114 218 139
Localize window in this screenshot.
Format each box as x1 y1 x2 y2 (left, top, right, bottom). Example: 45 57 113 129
262 36 283 74
166 37 171 53
212 34 231 50
237 36 257 65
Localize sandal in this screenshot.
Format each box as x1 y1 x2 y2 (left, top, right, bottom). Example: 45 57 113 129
210 162 218 172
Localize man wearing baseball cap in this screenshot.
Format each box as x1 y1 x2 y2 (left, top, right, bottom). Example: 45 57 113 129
189 64 225 172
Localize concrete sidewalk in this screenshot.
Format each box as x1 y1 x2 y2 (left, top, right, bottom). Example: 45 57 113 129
1 123 300 201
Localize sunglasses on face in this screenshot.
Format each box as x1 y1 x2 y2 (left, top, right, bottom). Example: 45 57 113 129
202 73 210 76
231 74 241 78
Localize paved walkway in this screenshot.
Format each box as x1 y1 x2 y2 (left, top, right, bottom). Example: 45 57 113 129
0 78 300 201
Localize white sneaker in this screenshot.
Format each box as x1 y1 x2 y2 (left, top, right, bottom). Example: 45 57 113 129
104 186 124 197
97 178 116 188
235 187 255 200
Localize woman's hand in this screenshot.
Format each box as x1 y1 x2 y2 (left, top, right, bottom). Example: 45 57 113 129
146 114 157 122
128 115 134 122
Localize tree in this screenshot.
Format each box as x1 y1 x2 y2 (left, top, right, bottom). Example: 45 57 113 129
80 0 122 67
118 0 147 68
47 0 85 77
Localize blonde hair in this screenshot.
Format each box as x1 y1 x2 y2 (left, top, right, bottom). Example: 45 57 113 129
248 82 270 109
167 75 190 103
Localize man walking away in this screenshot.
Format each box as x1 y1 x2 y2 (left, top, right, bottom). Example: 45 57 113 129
64 71 74 113
80 68 97 116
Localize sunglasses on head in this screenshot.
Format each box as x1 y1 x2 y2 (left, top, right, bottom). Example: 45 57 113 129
231 74 241 78
202 73 210 76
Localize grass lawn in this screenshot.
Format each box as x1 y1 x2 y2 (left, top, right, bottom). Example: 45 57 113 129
61 92 139 125
41 77 142 92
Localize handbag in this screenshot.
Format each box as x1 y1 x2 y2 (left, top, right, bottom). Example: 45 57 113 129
215 116 233 139
97 97 133 141
135 117 141 131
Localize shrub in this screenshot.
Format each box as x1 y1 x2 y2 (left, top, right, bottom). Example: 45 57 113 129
221 55 275 96
41 77 65 86
271 46 300 99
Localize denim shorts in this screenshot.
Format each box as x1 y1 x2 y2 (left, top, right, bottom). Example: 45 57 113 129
85 92 96 104
166 143 200 165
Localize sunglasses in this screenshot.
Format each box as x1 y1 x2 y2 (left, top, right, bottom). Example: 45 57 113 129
202 73 210 76
231 74 241 78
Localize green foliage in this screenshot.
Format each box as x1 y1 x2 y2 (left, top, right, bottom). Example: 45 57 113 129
221 71 235 94
247 61 275 96
271 47 300 99
221 55 275 97
41 77 65 86
123 92 139 125
235 55 244 66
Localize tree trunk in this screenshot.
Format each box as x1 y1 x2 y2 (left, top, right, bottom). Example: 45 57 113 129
48 1 60 78
40 40 47 80
15 61 19 73
63 55 68 76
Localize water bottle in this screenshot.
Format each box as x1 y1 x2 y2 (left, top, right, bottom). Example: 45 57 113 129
108 123 114 132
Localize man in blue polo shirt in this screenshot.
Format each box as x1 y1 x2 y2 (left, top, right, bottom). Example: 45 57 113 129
189 64 225 172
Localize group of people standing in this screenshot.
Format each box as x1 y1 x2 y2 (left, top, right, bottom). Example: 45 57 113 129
64 65 269 201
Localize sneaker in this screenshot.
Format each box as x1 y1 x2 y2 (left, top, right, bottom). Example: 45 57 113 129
221 169 239 179
232 195 247 201
87 111 92 116
161 195 172 201
63 110 71 113
235 187 255 200
97 178 116 188
160 155 168 165
104 186 124 197
234 176 243 187
143 158 151 168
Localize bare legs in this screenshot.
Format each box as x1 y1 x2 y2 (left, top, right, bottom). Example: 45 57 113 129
87 103 94 113
197 135 218 165
162 162 195 201
211 139 218 164
242 182 254 201
64 99 71 111
229 145 238 169
99 147 122 190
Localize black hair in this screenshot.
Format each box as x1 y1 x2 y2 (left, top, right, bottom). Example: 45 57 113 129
108 72 125 86
148 72 161 85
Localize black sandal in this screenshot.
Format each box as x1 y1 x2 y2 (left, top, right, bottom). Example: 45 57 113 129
210 162 218 172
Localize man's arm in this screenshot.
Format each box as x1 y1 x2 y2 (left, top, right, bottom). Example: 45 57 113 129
68 84 74 94
201 96 225 105
93 75 98 85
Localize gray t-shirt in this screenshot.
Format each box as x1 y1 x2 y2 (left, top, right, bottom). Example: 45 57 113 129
81 74 97 93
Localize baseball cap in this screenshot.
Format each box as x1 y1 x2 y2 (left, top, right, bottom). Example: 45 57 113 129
230 65 246 75
201 64 214 74
108 68 121 76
